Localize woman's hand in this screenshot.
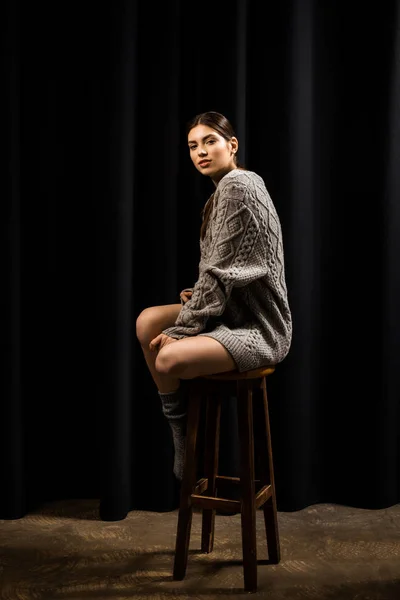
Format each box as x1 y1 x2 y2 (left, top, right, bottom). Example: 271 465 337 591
180 290 193 304
149 333 178 352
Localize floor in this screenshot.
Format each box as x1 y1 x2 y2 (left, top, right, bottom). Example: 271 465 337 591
0 499 399 599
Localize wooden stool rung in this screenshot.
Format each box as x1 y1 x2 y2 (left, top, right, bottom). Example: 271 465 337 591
215 475 261 487
216 475 240 485
193 478 208 495
191 494 241 513
255 484 272 509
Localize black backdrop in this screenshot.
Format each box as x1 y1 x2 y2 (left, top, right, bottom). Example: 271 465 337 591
3 1 399 521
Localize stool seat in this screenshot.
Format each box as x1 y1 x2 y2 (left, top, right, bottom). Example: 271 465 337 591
204 366 275 380
173 366 280 593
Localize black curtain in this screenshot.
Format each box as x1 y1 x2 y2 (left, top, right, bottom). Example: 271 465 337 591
3 0 399 521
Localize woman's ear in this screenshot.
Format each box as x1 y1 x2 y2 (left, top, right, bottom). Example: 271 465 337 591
231 136 239 154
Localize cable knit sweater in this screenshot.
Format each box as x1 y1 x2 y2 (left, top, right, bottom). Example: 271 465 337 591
162 169 292 372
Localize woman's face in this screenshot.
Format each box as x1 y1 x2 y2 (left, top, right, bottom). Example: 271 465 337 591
188 124 238 183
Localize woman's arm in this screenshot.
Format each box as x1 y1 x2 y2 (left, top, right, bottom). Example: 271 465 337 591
163 183 266 338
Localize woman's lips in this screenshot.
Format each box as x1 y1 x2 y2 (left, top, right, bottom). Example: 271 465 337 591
199 160 211 167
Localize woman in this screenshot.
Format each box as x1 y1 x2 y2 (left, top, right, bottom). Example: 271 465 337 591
136 111 292 479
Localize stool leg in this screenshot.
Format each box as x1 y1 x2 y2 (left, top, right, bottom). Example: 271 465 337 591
201 394 221 553
173 390 201 580
260 377 280 564
237 380 257 593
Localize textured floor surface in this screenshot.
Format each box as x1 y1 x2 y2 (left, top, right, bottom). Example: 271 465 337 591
0 499 399 599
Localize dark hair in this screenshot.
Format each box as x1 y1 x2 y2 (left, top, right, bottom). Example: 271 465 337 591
186 111 246 240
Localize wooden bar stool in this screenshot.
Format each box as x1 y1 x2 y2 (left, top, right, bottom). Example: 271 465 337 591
173 366 280 593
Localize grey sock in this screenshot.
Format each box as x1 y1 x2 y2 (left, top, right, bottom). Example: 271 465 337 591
158 386 187 480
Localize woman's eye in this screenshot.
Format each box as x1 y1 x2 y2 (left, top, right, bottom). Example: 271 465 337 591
189 139 215 151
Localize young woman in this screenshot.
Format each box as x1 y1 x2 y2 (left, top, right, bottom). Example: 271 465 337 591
136 111 292 479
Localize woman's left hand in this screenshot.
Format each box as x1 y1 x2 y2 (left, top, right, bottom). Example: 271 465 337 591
149 333 178 352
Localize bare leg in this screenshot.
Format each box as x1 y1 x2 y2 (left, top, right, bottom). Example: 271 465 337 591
154 334 237 480
136 304 183 392
136 303 189 479
155 335 237 380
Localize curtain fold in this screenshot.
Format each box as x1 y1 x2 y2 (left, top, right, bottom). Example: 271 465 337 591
2 0 399 520
97 1 137 521
3 0 25 519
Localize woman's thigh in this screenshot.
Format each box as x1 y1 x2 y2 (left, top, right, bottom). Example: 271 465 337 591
155 335 237 379
136 304 182 347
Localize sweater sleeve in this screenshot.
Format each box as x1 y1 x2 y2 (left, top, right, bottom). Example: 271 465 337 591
163 182 266 338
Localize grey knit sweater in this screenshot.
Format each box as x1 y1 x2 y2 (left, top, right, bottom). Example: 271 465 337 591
162 169 292 372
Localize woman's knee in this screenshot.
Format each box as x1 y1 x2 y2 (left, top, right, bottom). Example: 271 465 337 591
136 307 158 347
155 345 182 376
136 304 181 347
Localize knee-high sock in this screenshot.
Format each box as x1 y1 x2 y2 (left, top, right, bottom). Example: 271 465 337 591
158 386 187 480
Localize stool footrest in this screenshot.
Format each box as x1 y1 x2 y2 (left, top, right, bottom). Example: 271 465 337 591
194 478 208 495
216 475 240 485
255 485 272 509
216 475 261 487
190 483 271 512
191 494 241 513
